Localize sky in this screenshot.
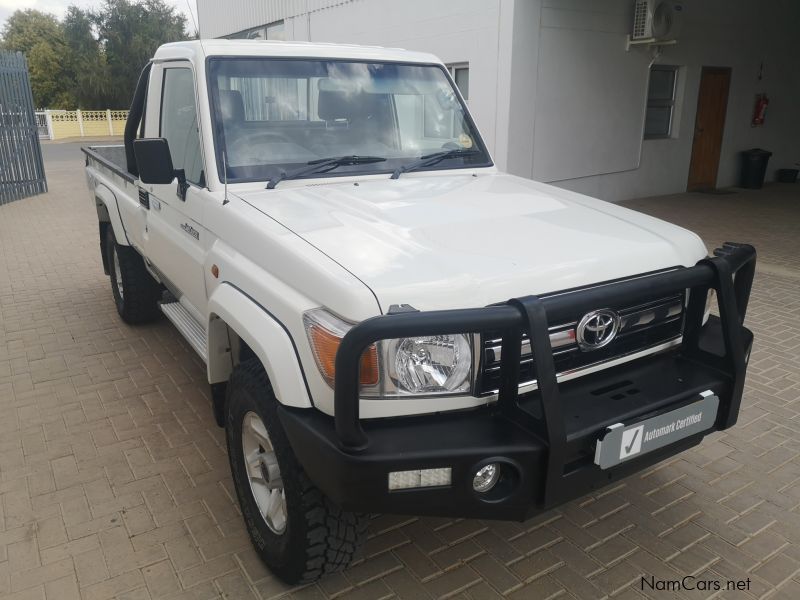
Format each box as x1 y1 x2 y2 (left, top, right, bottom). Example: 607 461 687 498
0 0 200 33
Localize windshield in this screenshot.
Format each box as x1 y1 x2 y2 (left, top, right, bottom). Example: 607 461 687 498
208 58 492 183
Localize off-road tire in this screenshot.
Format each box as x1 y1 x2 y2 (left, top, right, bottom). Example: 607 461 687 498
105 226 161 324
226 358 368 584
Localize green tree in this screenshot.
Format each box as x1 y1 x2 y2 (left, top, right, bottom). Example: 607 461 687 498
0 9 59 55
0 9 75 107
62 7 111 108
1 1 189 109
93 0 190 108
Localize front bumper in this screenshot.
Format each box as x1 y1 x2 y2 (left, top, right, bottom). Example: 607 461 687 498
279 243 756 520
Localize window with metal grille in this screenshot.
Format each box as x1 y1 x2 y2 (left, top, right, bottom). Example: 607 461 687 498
644 65 678 139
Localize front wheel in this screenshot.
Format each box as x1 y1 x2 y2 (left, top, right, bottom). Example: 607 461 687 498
226 358 368 584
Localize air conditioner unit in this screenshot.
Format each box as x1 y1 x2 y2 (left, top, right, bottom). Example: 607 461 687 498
632 0 683 41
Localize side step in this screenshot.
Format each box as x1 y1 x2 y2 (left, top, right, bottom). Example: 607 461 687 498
160 301 208 362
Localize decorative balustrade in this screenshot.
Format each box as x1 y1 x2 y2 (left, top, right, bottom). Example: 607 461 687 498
39 109 129 140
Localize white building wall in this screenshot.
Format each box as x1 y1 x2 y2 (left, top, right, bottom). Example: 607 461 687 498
196 0 352 40
498 0 541 177
531 1 652 184
197 0 800 202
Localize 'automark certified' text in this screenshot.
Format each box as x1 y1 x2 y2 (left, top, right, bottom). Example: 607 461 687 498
643 411 703 443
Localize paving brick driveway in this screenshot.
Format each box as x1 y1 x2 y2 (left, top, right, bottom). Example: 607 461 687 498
1 142 799 600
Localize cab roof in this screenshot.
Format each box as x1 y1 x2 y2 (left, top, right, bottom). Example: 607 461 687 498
153 40 443 65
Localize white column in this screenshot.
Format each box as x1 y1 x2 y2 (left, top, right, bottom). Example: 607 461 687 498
106 109 114 135
76 109 85 137
45 109 54 140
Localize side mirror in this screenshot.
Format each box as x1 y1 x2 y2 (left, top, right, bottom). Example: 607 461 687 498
134 138 175 183
133 138 188 199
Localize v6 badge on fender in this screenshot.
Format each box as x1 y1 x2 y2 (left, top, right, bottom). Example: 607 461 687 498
594 391 719 469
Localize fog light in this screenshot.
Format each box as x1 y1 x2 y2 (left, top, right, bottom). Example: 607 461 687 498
473 463 500 493
388 468 452 490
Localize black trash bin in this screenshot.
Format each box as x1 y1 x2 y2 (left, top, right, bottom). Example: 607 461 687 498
740 148 772 189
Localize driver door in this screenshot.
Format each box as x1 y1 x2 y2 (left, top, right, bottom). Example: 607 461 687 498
143 62 209 318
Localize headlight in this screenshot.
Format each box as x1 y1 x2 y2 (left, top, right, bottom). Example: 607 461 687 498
303 309 473 397
384 334 472 395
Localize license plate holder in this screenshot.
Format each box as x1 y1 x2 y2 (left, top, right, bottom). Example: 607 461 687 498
594 390 719 470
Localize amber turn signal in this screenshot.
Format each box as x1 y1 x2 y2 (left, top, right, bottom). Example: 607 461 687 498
306 322 379 386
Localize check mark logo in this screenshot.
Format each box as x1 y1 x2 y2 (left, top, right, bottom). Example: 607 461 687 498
624 429 639 454
619 425 643 460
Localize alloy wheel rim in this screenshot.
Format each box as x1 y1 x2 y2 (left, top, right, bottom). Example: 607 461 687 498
241 411 287 534
113 247 124 300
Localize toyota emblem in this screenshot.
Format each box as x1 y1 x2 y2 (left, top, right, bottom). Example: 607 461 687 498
576 309 620 351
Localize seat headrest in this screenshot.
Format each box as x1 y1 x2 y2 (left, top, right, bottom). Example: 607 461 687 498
317 89 363 121
218 89 245 125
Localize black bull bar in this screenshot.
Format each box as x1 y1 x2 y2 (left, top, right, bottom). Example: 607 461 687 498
333 242 756 506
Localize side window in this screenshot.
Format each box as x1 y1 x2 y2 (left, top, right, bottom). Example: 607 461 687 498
446 63 469 101
160 67 203 184
644 65 678 139
451 65 469 101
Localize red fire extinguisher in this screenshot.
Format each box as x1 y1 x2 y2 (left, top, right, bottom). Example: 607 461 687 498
752 94 769 126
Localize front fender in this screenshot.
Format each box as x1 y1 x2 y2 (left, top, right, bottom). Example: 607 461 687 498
207 283 313 408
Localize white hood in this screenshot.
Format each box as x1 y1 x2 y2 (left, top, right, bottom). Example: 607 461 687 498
236 172 707 312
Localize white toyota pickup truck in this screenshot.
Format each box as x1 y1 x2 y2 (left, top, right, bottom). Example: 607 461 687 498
83 40 756 583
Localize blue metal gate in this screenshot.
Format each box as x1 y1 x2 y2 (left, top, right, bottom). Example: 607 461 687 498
0 51 47 205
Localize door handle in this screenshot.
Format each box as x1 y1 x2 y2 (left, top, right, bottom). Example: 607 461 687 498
173 169 188 201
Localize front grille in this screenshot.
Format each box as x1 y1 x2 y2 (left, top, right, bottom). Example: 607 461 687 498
476 292 685 395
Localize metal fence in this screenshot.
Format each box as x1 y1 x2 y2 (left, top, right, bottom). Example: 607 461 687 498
0 51 47 205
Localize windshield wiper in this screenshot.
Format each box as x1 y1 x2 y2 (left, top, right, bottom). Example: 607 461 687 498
266 155 387 189
390 148 481 179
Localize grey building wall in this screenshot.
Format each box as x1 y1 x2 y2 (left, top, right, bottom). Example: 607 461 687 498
543 0 800 200
197 0 800 202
